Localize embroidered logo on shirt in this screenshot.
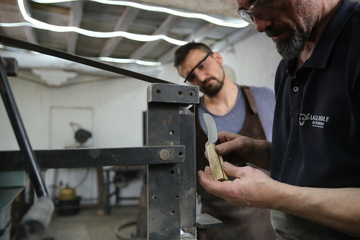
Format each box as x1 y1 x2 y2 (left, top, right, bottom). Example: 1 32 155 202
299 113 330 128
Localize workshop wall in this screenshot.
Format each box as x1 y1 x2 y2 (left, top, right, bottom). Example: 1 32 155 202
0 76 150 205
0 31 281 206
221 32 281 89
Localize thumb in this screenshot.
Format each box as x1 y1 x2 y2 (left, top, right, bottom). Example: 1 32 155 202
222 162 239 178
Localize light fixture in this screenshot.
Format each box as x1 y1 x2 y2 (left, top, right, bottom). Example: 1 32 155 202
17 0 188 46
98 57 161 66
0 0 248 66
32 0 248 28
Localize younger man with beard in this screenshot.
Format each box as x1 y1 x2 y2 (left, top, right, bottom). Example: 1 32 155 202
174 42 276 240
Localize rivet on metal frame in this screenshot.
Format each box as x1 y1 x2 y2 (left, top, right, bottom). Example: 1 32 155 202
159 149 171 161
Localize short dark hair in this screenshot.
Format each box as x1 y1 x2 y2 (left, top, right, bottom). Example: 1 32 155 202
174 42 213 67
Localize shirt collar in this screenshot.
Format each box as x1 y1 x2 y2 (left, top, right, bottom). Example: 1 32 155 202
305 0 357 69
286 0 357 71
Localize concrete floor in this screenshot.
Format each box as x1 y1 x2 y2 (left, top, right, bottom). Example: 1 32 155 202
46 205 140 240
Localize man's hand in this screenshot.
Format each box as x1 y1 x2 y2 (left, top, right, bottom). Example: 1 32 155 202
215 131 272 170
198 162 280 208
199 162 360 238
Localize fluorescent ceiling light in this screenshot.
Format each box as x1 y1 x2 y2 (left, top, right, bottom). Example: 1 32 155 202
98 57 161 66
16 0 188 46
32 0 248 28
2 0 248 66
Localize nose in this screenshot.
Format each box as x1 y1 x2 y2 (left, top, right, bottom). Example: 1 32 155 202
194 71 207 82
253 16 272 32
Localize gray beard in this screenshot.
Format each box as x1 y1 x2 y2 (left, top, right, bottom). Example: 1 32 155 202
275 32 306 60
267 24 309 60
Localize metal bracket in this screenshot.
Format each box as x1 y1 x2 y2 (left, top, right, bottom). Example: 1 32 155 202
0 146 185 171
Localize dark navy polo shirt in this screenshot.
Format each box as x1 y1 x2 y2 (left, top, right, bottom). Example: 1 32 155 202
271 0 360 189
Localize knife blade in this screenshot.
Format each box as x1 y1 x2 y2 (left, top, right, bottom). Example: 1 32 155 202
203 113 228 181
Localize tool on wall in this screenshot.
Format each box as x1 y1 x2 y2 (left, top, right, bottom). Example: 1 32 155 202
69 122 92 146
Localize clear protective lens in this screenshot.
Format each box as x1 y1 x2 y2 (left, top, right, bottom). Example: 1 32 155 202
237 0 286 24
237 10 254 23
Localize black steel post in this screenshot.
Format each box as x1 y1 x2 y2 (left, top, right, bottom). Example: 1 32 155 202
0 57 48 197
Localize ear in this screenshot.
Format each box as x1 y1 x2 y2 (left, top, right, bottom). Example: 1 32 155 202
212 52 224 64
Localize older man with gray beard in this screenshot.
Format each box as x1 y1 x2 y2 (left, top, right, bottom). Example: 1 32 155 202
198 0 360 239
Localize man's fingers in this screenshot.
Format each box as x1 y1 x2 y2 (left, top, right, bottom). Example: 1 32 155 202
217 131 240 143
222 162 246 179
198 169 212 186
204 166 212 174
216 132 243 155
198 168 224 194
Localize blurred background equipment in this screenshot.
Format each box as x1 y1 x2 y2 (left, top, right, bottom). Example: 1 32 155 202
56 185 81 216
70 122 93 147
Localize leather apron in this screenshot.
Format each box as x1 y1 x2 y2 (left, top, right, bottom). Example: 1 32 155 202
195 86 276 240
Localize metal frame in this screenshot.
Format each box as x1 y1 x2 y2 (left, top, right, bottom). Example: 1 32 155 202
0 55 201 239
146 84 198 239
